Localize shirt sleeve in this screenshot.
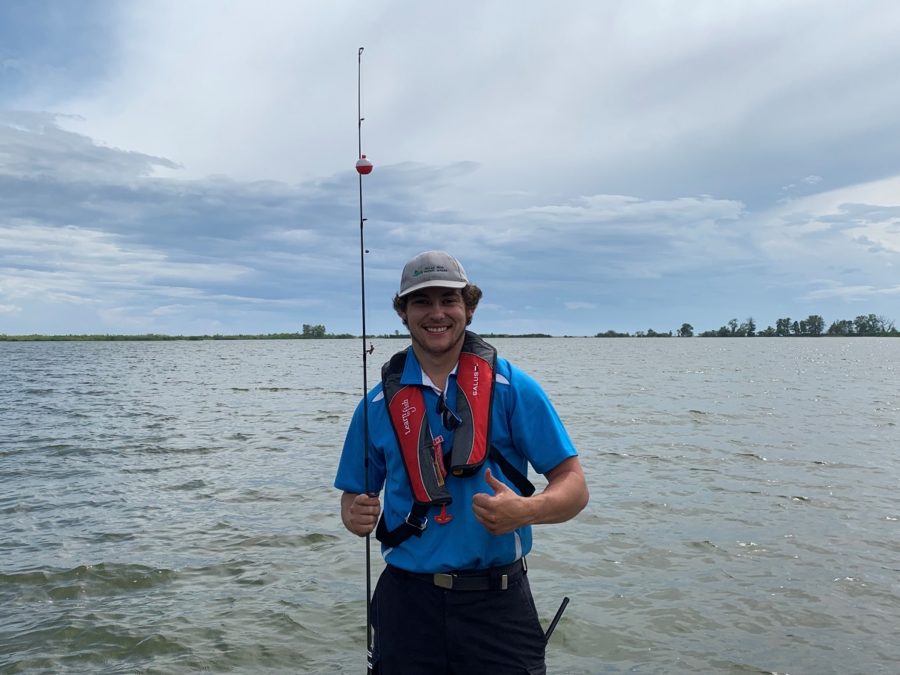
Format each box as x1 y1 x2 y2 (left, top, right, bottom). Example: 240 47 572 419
334 394 386 494
505 363 578 475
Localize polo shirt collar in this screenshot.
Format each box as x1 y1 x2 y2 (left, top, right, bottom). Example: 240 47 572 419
399 347 458 394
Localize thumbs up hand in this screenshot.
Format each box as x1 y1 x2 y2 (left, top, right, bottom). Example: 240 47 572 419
472 468 533 535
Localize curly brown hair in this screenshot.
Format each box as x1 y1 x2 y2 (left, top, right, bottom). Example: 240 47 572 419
392 284 483 326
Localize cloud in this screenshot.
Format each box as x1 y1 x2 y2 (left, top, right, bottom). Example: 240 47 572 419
483 194 749 285
3 2 900 335
0 221 252 310
0 110 177 179
33 1 900 203
803 282 900 302
3 108 899 335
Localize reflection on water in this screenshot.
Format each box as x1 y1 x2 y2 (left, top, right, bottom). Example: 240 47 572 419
1 337 898 673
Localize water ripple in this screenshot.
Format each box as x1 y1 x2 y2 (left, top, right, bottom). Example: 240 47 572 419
1 337 898 673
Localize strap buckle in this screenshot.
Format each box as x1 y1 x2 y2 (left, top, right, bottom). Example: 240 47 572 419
405 512 427 531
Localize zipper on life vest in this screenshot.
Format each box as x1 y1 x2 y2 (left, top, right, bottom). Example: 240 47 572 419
432 435 453 524
432 435 447 486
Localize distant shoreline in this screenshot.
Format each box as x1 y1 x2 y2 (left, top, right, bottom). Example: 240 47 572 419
0 332 556 342
4 314 897 341
1 332 896 342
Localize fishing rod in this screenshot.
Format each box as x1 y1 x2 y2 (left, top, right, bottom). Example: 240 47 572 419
352 47 567 671
355 45 375 675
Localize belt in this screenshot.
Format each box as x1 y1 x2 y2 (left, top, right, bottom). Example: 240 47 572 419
388 558 526 591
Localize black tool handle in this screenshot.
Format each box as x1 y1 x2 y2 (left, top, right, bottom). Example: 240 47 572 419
544 596 570 643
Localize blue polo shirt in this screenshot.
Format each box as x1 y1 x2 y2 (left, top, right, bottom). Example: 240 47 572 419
334 344 577 574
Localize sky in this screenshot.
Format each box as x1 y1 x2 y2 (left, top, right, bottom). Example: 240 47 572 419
1 0 899 337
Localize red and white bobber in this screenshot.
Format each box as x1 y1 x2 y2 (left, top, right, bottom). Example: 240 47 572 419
355 155 373 175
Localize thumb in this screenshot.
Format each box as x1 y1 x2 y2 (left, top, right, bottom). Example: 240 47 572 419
483 468 510 494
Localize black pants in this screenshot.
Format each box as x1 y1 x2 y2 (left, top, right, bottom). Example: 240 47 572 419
371 564 547 675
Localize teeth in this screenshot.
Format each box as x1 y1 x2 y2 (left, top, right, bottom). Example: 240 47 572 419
426 327 448 333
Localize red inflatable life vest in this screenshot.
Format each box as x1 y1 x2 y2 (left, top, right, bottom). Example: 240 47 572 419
383 332 495 507
376 332 534 547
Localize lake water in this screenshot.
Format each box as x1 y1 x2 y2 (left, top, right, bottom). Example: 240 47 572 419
1 337 898 674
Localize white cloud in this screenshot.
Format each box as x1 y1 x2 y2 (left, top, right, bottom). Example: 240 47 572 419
803 283 900 301
46 1 900 200
0 220 257 335
4 1 900 335
756 176 900 260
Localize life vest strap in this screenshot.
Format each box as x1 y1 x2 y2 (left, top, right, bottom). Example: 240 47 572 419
376 502 429 548
489 446 536 497
374 447 535 548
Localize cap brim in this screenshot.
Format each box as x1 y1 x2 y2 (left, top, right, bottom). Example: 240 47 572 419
398 279 467 297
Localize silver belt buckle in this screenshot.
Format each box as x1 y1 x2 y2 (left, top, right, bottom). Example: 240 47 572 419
433 573 454 589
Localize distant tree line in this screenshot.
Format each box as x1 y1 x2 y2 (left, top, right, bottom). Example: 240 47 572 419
1 325 356 341
5 314 897 342
595 313 898 338
698 313 896 337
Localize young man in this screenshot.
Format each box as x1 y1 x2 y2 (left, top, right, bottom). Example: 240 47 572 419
335 251 588 674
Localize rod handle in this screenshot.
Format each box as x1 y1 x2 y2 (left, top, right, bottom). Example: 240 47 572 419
544 596 570 643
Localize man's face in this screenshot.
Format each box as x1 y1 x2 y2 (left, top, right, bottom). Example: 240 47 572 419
401 287 473 359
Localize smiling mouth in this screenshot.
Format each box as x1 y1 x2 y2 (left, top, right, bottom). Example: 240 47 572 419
425 326 449 334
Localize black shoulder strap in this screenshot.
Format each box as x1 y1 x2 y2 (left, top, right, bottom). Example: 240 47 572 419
375 503 429 548
489 447 536 497
381 349 408 400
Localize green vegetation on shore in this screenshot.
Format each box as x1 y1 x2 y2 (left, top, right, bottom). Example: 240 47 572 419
0 332 355 342
2 314 896 342
0 331 554 342
597 313 898 338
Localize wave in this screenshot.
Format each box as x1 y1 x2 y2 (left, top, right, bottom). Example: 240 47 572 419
1 562 178 595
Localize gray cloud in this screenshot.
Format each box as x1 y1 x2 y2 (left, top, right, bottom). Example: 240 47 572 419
3 2 900 336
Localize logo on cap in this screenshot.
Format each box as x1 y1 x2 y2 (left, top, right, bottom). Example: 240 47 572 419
413 265 449 278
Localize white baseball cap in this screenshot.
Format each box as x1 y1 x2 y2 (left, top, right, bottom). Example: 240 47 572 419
398 251 469 297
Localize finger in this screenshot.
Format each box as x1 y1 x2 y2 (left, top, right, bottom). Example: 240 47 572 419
357 494 380 505
351 500 371 513
357 511 378 526
471 503 492 525
471 496 489 517
483 468 497 492
484 468 510 493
